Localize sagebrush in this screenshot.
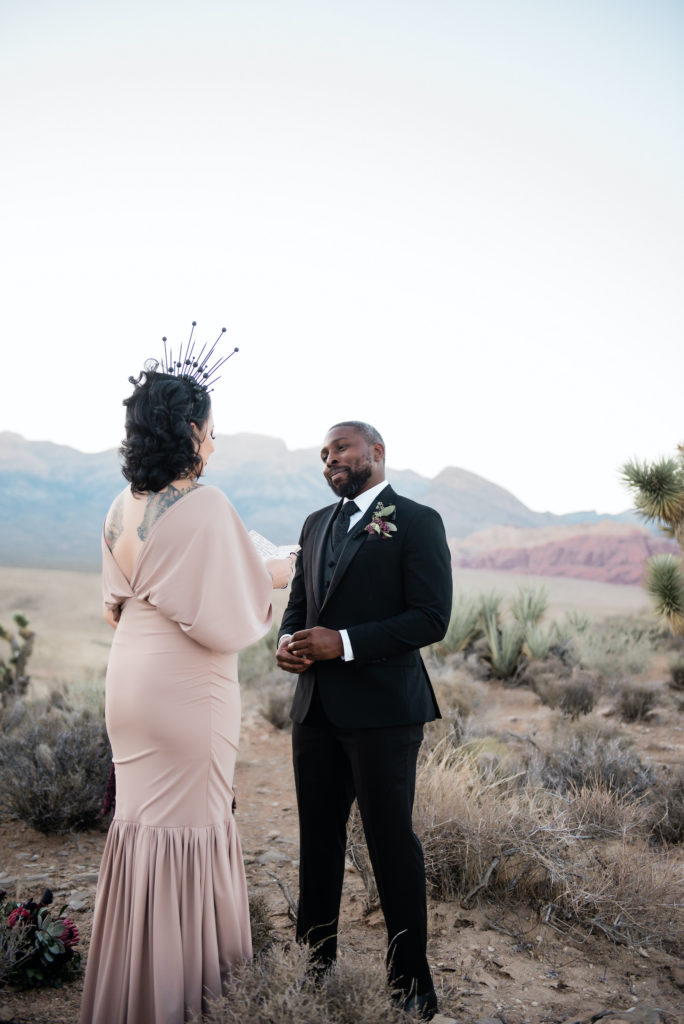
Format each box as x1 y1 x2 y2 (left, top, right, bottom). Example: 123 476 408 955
0 704 111 832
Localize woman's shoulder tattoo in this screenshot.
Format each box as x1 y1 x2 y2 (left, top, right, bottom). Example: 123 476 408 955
137 483 197 541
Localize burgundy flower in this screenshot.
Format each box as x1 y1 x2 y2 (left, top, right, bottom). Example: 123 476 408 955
60 918 79 948
364 502 397 539
8 907 31 928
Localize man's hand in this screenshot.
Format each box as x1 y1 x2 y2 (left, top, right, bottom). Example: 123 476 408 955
276 636 313 674
287 627 344 661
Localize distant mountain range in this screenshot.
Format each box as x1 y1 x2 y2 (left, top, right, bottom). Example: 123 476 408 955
0 431 645 572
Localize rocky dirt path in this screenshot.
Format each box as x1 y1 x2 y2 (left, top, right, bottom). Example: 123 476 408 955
1 692 683 1023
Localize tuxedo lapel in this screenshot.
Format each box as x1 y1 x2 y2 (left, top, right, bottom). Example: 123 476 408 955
320 485 395 611
312 501 341 609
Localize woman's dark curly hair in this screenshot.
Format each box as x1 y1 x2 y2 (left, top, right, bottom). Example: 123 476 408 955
120 371 211 493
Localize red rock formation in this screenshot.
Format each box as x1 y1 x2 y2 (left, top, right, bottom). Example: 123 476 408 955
455 528 678 585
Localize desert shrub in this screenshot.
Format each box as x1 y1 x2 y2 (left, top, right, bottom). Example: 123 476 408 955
562 784 650 839
510 585 548 628
0 706 112 832
555 842 683 952
645 767 684 845
615 684 658 722
668 655 684 691
533 672 596 719
570 616 659 683
527 719 654 799
429 662 485 721
249 892 276 955
258 678 294 731
0 613 34 706
413 741 683 951
201 942 410 1024
239 623 280 687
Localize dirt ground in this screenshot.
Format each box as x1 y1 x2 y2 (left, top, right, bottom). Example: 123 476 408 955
1 683 683 1024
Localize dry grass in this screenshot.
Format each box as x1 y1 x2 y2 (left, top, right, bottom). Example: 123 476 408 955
645 767 684 846
412 739 684 951
200 942 412 1024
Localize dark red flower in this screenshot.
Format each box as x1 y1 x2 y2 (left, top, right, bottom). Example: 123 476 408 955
8 907 31 928
60 918 79 948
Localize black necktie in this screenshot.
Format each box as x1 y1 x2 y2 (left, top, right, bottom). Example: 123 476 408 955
331 500 359 550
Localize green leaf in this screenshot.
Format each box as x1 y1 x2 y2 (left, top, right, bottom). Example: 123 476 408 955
621 457 684 525
386 523 397 532
646 554 684 632
377 505 395 516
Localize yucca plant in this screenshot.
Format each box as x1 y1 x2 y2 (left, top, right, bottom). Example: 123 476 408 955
622 450 684 632
482 614 525 679
510 586 548 628
437 593 483 656
477 591 503 627
524 623 555 661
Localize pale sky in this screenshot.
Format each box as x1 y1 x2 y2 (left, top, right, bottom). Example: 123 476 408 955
1 0 682 515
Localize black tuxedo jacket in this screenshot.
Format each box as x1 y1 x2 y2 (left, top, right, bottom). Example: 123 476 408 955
279 485 453 728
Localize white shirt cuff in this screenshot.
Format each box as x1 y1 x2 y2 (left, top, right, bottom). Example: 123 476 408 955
340 629 354 661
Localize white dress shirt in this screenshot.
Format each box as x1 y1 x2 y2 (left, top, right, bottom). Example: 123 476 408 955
280 480 390 662
338 480 389 661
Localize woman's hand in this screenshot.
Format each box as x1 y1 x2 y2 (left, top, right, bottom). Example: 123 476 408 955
266 554 297 590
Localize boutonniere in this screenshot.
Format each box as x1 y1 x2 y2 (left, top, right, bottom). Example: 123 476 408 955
365 502 397 539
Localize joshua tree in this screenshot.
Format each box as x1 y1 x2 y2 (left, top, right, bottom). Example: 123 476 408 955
0 612 34 704
622 449 684 633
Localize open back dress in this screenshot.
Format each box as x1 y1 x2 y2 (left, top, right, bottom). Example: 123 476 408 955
80 485 272 1024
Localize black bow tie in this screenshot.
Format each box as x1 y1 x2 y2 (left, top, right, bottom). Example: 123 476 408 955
331 500 359 550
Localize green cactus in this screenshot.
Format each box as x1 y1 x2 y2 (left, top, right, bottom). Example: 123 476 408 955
0 612 35 704
621 448 684 633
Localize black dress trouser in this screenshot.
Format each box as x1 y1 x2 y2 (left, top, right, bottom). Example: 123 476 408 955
292 690 432 996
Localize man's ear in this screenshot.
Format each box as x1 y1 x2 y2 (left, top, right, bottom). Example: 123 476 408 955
373 443 385 463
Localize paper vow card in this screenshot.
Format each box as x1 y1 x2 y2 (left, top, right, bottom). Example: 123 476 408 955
248 530 300 560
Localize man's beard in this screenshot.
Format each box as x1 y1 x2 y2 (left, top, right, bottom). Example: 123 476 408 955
326 461 373 498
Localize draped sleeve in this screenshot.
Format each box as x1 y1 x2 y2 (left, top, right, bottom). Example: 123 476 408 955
132 485 273 653
101 533 134 622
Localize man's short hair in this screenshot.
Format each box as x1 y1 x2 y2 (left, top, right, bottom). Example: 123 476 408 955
328 421 385 448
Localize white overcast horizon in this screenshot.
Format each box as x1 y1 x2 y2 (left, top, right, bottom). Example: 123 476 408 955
1 0 682 516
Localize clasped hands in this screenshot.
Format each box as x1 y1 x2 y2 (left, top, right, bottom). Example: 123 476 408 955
276 627 343 673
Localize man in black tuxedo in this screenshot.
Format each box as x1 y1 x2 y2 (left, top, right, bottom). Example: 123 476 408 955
276 421 452 1020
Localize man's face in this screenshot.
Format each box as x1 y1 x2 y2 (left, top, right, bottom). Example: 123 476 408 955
320 427 385 498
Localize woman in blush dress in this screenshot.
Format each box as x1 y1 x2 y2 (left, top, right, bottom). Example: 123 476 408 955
80 332 294 1024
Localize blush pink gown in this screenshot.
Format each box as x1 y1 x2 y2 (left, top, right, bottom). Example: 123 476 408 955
80 486 272 1024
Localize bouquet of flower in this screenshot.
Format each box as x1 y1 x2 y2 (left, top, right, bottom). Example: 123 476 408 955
0 887 80 988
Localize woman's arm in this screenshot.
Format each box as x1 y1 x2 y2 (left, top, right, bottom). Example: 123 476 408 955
103 605 120 630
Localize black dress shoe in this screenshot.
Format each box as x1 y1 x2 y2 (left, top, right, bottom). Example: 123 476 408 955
401 988 438 1020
